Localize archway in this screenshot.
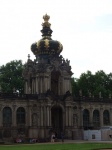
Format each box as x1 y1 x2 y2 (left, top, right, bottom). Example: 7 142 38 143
51 106 63 137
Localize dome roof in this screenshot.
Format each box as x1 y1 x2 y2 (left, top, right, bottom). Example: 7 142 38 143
31 14 63 56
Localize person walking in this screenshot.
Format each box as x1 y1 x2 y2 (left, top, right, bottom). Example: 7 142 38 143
61 132 64 143
51 132 55 142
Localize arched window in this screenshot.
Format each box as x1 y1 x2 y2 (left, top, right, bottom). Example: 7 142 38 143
83 109 89 129
103 110 110 125
3 107 12 127
93 110 100 127
16 107 25 124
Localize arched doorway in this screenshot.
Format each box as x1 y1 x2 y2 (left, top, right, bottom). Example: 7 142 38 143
51 106 63 137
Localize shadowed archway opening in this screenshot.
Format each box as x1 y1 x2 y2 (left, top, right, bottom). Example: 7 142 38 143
51 106 63 137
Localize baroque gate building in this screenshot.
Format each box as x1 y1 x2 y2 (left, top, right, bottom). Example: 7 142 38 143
22 14 74 139
0 14 112 141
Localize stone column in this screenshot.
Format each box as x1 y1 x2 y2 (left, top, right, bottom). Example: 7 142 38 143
25 105 31 126
32 79 34 94
71 107 73 126
63 79 66 93
25 81 28 94
61 77 64 95
48 76 50 90
40 106 43 126
37 77 39 94
44 77 46 92
58 78 60 95
46 106 50 126
36 77 39 94
12 105 16 126
49 106 51 126
43 106 47 126
47 77 49 91
63 110 65 130
26 108 28 126
100 108 103 127
36 77 37 93
33 79 35 94
89 107 93 127
68 106 72 126
40 77 42 93
79 107 83 127
65 107 68 126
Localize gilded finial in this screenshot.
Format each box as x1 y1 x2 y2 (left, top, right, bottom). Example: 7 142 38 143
42 14 51 27
43 14 50 22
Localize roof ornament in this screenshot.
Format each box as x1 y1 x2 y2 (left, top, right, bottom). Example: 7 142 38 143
42 14 51 27
31 14 63 56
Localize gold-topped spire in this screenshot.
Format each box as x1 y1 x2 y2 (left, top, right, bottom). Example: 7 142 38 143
43 14 50 22
42 14 51 27
31 14 63 56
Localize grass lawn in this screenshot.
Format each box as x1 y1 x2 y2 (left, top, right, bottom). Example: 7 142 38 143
0 143 112 150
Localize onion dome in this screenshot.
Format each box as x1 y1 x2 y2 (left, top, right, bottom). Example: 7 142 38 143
31 14 63 56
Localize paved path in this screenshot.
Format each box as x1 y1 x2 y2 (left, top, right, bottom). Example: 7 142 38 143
60 139 112 143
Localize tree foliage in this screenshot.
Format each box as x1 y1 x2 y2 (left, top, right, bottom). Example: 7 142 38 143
0 60 24 94
72 70 112 98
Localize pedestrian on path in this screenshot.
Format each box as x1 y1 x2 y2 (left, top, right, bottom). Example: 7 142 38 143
61 132 64 143
51 132 55 142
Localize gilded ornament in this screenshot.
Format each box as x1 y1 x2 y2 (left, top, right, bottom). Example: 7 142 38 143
44 39 49 49
36 40 40 49
42 14 51 27
43 14 50 22
58 42 63 51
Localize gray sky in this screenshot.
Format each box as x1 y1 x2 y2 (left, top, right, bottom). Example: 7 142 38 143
0 0 112 78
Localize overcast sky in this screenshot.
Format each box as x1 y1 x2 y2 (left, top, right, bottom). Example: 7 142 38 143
0 0 112 78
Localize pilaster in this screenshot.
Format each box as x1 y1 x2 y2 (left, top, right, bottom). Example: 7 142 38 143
100 107 103 127
12 104 16 126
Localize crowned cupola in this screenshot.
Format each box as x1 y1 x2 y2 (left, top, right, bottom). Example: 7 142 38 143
31 14 63 56
23 14 72 96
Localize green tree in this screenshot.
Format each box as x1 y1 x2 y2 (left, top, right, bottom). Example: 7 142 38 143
72 70 112 98
93 70 107 97
71 77 79 96
78 71 94 96
0 60 24 94
107 73 112 95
